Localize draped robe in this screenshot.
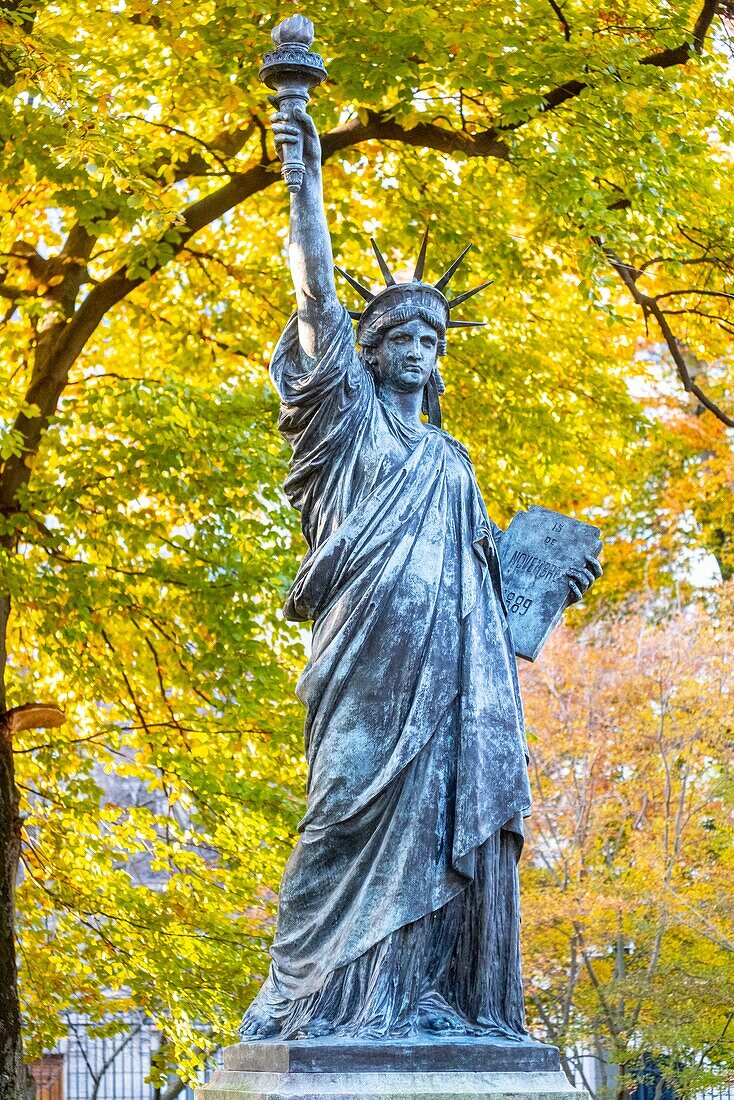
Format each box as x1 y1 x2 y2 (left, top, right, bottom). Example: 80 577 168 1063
246 308 533 1040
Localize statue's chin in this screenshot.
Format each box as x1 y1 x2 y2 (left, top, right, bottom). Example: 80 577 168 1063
382 377 430 395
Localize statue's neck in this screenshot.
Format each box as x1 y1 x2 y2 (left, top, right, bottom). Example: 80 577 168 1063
379 385 426 429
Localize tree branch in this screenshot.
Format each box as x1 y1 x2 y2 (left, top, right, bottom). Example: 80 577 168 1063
501 0 720 132
546 0 572 42
0 0 724 526
322 110 510 161
654 288 734 304
3 102 505 525
640 0 720 67
127 115 260 181
45 222 97 315
595 241 734 428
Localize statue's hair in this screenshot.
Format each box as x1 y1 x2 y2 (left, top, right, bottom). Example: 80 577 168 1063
358 307 447 357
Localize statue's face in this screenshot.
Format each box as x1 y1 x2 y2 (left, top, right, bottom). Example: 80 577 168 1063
375 318 439 393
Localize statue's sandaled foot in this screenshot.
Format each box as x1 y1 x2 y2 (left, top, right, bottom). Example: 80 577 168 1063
300 1018 334 1039
417 992 469 1036
238 1003 281 1042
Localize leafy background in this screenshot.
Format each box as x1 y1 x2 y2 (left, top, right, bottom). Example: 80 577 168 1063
0 0 732 1092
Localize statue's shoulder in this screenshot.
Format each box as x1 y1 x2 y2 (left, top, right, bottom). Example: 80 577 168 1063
438 429 473 465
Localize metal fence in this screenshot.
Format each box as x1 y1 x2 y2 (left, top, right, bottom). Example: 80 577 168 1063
30 1016 220 1100
30 1019 734 1100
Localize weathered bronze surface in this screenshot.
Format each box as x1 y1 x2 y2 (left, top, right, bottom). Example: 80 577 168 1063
240 18 602 1047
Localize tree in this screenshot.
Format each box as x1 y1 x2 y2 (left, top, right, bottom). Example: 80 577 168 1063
0 1 732 1096
521 587 734 1096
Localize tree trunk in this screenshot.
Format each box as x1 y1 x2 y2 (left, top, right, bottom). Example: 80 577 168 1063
0 592 24 1100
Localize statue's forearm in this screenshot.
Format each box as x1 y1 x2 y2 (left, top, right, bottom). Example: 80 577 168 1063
288 165 337 308
287 164 341 358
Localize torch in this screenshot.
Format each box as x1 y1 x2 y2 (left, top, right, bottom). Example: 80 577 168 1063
259 15 328 193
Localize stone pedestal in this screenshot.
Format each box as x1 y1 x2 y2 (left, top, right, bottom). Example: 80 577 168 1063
195 1039 586 1100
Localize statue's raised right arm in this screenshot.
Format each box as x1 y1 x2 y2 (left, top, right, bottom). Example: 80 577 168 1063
271 108 342 361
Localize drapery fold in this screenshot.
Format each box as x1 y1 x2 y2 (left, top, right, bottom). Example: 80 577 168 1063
247 309 531 1035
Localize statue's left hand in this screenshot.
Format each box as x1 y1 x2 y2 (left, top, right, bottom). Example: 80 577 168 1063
566 555 603 604
269 102 321 173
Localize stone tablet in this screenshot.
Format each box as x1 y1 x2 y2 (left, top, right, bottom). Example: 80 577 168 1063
499 506 603 661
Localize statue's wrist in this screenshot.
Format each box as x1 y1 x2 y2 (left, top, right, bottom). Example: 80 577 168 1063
301 159 322 185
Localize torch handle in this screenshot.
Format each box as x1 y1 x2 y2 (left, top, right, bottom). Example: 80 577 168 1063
272 89 310 194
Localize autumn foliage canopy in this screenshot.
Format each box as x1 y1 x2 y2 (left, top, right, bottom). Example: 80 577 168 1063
0 0 732 1096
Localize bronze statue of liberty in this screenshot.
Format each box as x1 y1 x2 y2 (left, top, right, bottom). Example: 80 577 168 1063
239 19 600 1045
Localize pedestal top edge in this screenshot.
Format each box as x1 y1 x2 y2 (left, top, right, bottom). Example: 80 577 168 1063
223 1037 560 1074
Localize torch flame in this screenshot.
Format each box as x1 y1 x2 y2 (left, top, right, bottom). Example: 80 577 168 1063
272 15 315 48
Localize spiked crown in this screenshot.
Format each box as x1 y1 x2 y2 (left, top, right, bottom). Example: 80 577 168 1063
335 231 492 352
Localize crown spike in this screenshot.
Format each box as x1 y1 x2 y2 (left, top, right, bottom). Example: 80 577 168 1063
448 280 494 309
413 229 429 281
334 265 375 302
370 238 396 286
434 243 473 293
447 319 487 329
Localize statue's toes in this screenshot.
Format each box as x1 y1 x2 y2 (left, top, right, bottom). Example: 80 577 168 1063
239 1010 270 1041
429 1016 452 1032
259 1017 281 1039
304 1019 333 1038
